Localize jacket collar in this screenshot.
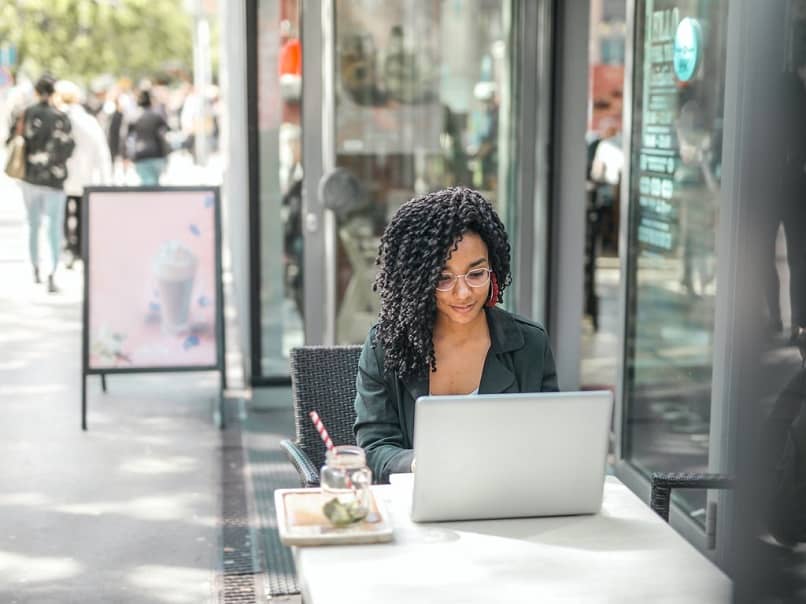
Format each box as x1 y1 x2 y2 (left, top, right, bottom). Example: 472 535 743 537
401 307 523 400
485 306 524 353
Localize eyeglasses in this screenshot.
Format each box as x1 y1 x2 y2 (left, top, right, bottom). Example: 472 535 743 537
435 267 492 291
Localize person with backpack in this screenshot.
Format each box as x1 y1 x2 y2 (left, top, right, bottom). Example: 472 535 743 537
18 74 75 293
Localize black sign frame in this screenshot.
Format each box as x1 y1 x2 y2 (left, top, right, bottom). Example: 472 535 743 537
80 186 226 430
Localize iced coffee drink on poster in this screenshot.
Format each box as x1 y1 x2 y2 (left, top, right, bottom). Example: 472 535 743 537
153 240 198 334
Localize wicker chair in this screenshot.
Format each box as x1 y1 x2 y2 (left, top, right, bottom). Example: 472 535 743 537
650 472 734 522
280 345 362 488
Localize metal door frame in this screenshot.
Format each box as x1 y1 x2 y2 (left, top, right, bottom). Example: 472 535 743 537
301 0 336 345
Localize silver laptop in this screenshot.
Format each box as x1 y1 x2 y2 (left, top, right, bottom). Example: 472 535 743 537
410 391 613 522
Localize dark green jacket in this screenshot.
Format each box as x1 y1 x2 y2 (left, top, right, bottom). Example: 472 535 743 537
353 307 559 483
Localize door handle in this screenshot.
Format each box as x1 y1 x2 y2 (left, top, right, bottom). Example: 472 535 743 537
305 212 319 233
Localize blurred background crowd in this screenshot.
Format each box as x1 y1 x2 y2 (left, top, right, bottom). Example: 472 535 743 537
0 0 220 293
2 68 220 184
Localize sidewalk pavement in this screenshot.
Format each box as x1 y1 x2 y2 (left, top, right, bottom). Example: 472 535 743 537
0 174 223 603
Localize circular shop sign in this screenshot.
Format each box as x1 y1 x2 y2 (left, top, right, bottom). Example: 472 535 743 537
673 17 702 82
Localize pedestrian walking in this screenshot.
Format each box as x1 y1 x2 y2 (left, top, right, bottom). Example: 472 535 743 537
106 94 127 182
17 75 75 293
55 80 113 268
127 90 170 185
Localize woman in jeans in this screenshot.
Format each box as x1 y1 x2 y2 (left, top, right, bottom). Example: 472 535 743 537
17 75 75 292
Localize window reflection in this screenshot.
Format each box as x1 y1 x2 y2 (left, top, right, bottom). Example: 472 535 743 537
733 3 806 593
333 0 514 343
624 0 728 523
581 0 626 392
758 0 806 551
257 0 304 376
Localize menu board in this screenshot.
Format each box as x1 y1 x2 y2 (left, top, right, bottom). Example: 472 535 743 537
635 2 681 255
83 187 222 372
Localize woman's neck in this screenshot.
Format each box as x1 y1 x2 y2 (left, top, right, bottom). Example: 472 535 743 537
433 308 489 344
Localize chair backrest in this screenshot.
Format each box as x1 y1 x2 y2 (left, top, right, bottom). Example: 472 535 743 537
289 345 362 473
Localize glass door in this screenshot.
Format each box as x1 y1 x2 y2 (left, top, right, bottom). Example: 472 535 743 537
304 0 520 345
618 0 729 525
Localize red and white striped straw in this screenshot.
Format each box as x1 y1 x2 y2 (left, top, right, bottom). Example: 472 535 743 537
309 410 334 451
310 410 354 489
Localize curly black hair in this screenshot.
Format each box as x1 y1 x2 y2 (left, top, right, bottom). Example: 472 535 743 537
373 187 511 379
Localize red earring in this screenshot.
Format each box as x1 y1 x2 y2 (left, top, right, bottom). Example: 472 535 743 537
486 272 500 307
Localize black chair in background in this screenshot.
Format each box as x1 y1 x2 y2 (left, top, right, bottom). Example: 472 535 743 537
280 346 362 488
650 472 734 522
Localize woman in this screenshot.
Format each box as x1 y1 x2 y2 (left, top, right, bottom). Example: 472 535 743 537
16 75 75 293
55 80 113 268
354 187 559 483
127 90 169 185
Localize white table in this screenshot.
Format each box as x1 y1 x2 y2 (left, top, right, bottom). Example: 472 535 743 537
293 474 732 603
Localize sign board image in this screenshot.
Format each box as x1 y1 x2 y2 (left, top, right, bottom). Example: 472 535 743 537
83 187 223 374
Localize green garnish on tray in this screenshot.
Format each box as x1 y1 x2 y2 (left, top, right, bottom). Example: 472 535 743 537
323 497 368 527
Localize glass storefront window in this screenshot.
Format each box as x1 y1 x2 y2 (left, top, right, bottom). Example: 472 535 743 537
332 0 516 344
581 0 626 391
256 0 304 377
623 0 728 524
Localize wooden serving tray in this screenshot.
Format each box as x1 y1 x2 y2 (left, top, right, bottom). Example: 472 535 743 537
274 488 394 546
